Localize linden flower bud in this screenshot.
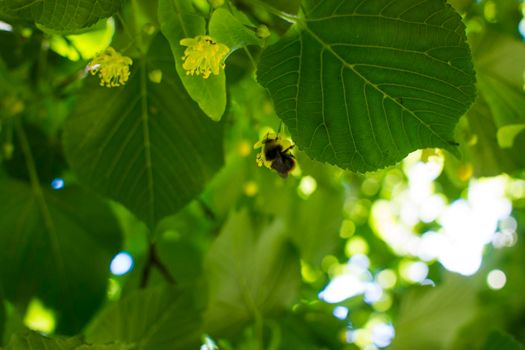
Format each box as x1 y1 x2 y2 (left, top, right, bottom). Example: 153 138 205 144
88 47 133 88
180 35 230 79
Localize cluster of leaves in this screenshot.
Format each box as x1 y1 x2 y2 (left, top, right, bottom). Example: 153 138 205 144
1 0 525 349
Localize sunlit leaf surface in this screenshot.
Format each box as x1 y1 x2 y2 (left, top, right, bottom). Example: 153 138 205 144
258 0 476 172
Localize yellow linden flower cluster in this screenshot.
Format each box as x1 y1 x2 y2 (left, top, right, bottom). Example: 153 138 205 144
88 47 133 88
180 35 230 79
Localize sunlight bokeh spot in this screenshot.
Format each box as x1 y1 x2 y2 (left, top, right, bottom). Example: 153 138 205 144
364 283 383 304
51 177 64 190
110 251 134 276
376 269 397 289
345 236 369 256
333 306 349 320
301 260 320 283
319 254 372 303
243 181 258 197
200 335 219 350
400 261 428 283
298 175 317 198
487 269 507 290
519 19 525 40
0 21 13 31
372 293 393 312
23 299 56 334
371 322 395 348
339 219 356 238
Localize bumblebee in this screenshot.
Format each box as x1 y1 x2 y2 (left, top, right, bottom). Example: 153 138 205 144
254 132 295 178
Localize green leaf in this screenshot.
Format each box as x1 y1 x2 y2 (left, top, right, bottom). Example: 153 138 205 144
482 331 525 350
497 125 525 149
85 286 203 350
288 183 343 266
5 332 82 350
0 178 121 333
4 331 132 350
257 0 476 172
464 96 525 176
472 30 525 127
158 0 226 121
208 8 261 50
258 0 301 15
391 274 477 350
63 35 224 229
461 29 525 175
0 0 122 33
203 210 301 335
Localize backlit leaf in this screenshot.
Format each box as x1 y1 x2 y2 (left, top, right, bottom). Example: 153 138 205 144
85 286 202 350
203 210 301 335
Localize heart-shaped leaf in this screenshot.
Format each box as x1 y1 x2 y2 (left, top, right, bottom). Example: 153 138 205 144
0 0 122 33
0 179 121 333
258 0 476 172
63 36 224 228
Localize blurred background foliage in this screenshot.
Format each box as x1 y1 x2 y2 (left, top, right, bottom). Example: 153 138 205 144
1 0 525 349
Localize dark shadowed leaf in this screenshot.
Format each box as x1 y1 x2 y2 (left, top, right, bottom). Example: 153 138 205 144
63 35 224 229
85 286 202 350
0 179 121 334
4 331 132 350
0 0 122 33
258 0 476 172
482 331 525 350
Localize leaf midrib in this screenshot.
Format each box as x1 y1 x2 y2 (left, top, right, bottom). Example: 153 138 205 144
139 59 156 226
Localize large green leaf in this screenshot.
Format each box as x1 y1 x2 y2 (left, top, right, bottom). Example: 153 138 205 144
461 29 525 175
0 178 121 333
63 35 224 228
0 0 122 33
4 331 131 350
85 286 202 350
203 210 301 335
158 0 227 121
391 274 477 350
258 0 476 172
